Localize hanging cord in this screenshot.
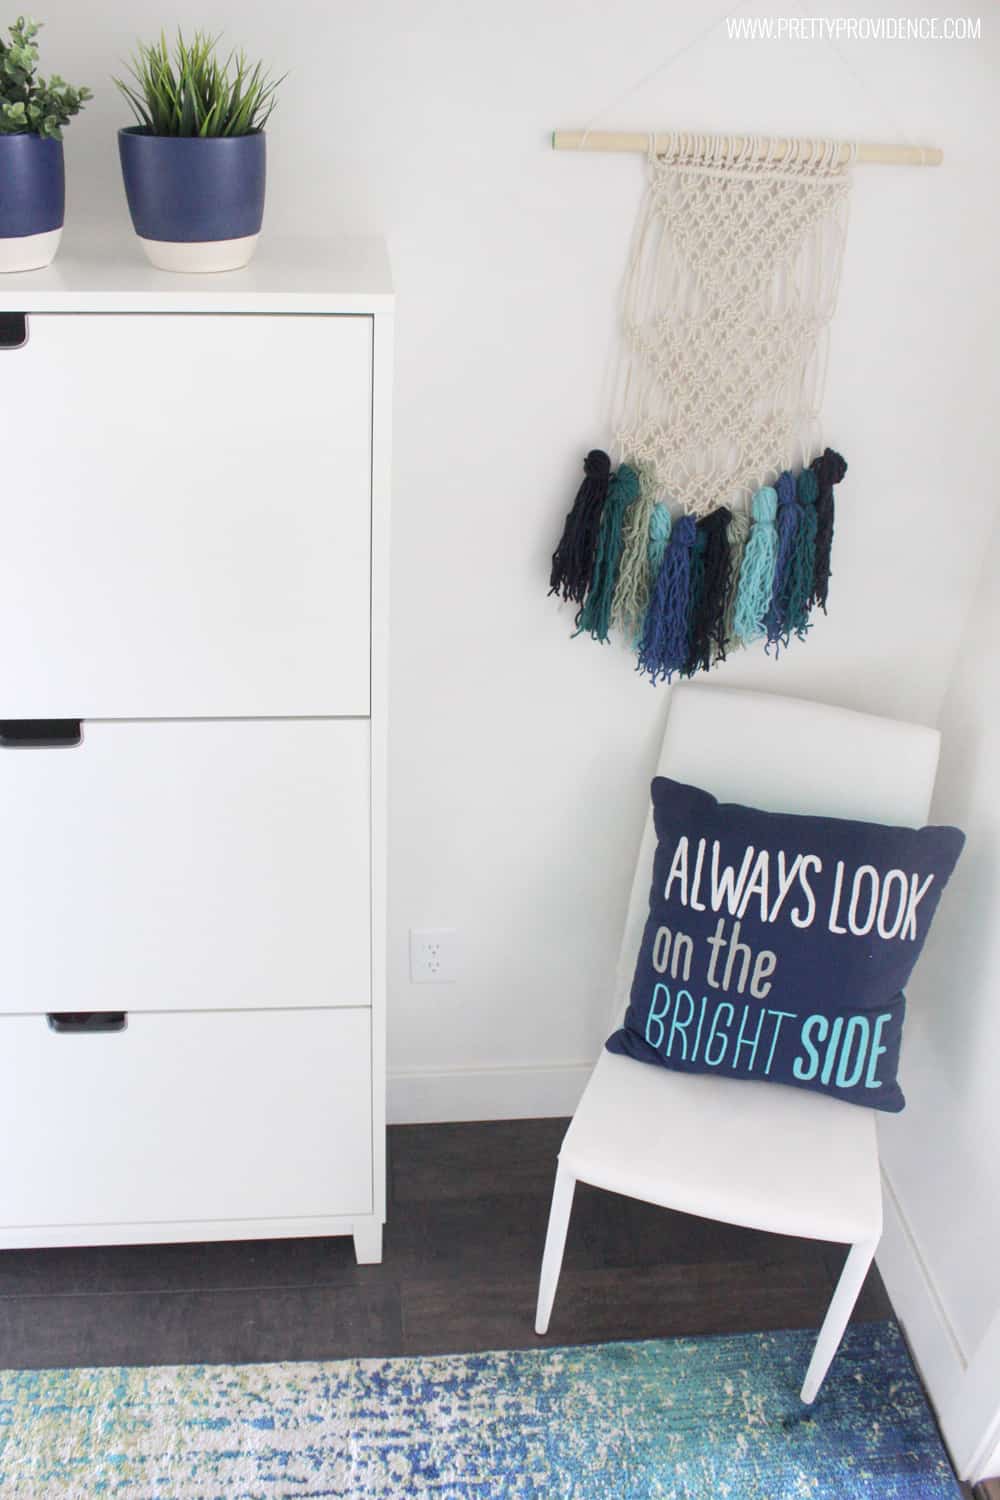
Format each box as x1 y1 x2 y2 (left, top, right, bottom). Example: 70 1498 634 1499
789 0 919 158
577 0 755 149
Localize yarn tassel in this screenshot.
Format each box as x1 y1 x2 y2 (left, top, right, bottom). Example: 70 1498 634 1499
610 463 657 640
635 502 672 649
549 450 611 603
648 502 672 574
785 467 818 638
686 507 732 675
733 486 779 644
717 508 751 659
765 472 801 650
810 447 848 613
684 526 707 667
637 514 697 683
576 463 638 643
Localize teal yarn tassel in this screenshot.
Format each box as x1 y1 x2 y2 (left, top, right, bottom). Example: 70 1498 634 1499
576 464 638 643
765 472 801 650
786 467 819 638
637 514 696 683
733 486 778 644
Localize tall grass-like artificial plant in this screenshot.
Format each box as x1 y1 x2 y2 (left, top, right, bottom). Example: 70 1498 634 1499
114 30 281 137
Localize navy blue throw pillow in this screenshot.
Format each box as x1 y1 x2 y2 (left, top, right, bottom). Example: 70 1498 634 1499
607 777 965 1112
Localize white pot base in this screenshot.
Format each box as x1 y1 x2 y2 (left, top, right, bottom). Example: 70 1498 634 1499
0 227 63 273
137 234 260 274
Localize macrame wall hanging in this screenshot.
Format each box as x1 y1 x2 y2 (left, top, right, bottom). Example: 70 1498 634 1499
548 128 941 683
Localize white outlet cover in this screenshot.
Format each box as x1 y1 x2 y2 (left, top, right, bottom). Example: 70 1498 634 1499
410 928 459 984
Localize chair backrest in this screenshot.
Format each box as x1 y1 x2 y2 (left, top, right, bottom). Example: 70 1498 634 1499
610 684 941 1029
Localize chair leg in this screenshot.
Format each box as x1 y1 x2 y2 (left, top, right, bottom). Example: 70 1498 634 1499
800 1236 879 1404
534 1162 576 1336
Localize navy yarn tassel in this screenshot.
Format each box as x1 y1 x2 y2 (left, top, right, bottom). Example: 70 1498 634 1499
637 514 697 683
686 507 732 674
810 447 847 613
787 467 818 638
765 472 801 650
549 450 611 604
576 464 638 642
683 526 707 673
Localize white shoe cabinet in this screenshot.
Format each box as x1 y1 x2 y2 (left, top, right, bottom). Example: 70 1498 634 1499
0 238 393 1265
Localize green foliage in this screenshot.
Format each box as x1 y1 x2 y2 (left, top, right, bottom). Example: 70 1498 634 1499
115 30 281 138
0 16 91 139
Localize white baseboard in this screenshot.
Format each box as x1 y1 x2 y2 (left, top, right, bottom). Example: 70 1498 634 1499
387 1061 593 1124
877 1166 968 1469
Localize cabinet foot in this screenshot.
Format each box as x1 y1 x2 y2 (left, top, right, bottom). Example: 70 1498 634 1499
352 1219 383 1265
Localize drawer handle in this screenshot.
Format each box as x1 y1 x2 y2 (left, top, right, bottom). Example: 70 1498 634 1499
47 1012 127 1034
0 720 82 748
0 314 27 350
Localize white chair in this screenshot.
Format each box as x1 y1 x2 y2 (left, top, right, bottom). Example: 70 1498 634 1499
534 683 940 1402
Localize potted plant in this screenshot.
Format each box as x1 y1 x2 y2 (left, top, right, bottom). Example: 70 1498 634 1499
0 17 91 272
115 31 280 273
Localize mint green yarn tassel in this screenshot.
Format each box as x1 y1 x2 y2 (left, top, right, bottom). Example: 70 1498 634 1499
648 502 672 573
576 463 638 643
733 486 778 644
611 463 657 641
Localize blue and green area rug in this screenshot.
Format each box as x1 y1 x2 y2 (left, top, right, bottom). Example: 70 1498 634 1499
0 1320 960 1498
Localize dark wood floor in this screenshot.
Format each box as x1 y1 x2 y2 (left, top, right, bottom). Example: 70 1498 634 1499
0 1117 893 1370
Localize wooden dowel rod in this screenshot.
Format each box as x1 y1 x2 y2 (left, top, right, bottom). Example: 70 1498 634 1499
552 130 943 167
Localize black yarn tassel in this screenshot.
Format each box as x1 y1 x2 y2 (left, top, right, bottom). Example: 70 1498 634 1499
810 448 848 613
549 450 612 604
684 508 732 675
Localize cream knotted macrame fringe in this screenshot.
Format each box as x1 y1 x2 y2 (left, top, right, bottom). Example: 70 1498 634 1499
612 135 852 517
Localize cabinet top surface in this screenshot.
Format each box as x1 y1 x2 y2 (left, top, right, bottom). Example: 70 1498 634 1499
0 232 393 313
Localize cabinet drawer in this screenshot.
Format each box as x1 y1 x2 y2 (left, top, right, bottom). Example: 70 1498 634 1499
0 314 372 718
0 1008 372 1227
0 718 371 1015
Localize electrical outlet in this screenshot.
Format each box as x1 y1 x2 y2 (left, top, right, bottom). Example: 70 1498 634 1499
410 928 458 983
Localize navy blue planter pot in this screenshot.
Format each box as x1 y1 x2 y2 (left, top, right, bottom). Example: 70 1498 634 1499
118 128 266 273
0 134 65 272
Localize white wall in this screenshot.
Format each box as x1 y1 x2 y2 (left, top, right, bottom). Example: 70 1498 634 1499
36 0 1000 1118
877 518 1000 1480
883 533 1000 1355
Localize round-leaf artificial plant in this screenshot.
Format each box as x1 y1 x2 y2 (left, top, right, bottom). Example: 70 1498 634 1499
0 16 91 139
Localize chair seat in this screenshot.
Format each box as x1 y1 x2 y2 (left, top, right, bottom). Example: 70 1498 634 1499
560 1051 883 1244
